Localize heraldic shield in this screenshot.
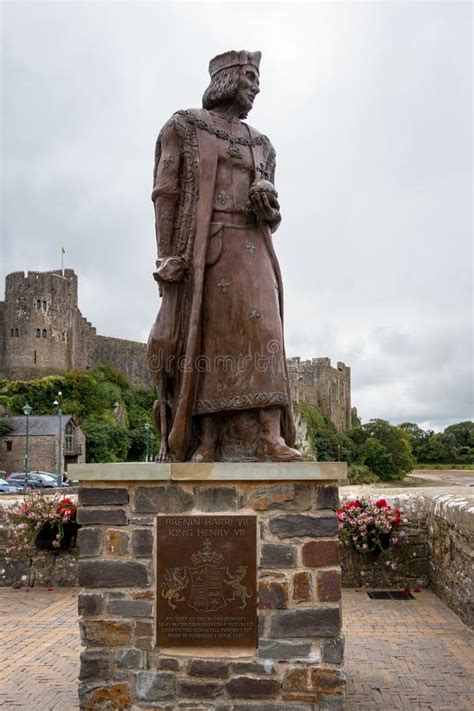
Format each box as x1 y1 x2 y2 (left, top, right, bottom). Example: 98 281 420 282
188 563 227 612
161 538 251 613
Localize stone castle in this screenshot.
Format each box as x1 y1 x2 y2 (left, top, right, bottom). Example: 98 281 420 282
0 270 351 431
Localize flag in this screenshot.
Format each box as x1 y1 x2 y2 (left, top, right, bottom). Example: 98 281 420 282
61 247 65 255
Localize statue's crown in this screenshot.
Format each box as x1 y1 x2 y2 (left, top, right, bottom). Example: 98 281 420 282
209 50 261 77
191 539 224 566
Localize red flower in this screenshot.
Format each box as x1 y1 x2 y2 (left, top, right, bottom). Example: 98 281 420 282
56 497 76 519
60 507 75 517
347 500 361 509
375 499 389 509
391 510 401 526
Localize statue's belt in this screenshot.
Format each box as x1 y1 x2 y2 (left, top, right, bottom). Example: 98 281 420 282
212 211 257 227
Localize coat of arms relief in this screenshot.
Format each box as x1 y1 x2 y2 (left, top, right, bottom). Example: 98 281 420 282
161 538 252 612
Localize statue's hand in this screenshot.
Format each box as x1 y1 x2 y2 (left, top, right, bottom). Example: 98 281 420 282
153 256 186 283
250 191 280 225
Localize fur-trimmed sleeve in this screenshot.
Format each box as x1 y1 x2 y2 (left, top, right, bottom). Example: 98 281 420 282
151 117 181 202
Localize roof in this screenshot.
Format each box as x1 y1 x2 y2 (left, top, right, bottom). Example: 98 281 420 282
3 415 76 437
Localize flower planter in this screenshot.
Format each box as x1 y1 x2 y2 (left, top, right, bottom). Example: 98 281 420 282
35 521 80 551
338 497 401 556
351 531 391 555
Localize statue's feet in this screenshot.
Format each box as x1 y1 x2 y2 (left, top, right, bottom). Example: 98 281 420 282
155 444 170 463
258 439 303 462
190 444 216 463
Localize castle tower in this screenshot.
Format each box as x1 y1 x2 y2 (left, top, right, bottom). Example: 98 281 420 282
287 357 352 432
0 270 78 380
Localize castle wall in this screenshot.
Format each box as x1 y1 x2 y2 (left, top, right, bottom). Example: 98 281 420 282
288 358 351 432
0 301 6 376
91 335 151 389
72 311 97 372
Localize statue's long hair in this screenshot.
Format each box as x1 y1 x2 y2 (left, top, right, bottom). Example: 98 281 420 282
202 66 247 118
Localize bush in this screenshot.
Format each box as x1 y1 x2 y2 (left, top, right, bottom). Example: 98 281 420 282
347 464 380 485
296 402 355 461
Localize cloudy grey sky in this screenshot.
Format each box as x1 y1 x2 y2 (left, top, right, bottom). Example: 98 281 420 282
1 1 472 431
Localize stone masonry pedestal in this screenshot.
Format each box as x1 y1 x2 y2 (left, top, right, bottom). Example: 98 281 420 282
71 461 347 710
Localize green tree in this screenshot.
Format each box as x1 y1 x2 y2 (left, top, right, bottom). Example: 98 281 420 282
361 419 415 478
413 422 474 464
358 438 393 478
81 415 131 462
443 422 474 461
398 422 430 461
296 402 355 461
444 421 474 446
346 425 367 448
417 431 458 463
346 418 415 480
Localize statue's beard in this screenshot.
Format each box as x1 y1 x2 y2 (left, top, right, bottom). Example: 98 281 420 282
236 99 251 120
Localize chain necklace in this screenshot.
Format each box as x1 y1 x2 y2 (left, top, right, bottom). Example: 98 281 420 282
177 109 268 159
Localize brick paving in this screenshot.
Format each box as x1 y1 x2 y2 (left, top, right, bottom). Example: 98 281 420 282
0 587 472 710
344 589 474 710
0 588 79 710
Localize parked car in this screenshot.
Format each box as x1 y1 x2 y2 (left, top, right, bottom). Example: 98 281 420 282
0 478 22 494
30 471 69 485
7 473 61 489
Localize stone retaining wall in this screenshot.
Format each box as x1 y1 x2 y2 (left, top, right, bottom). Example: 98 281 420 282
340 486 473 628
0 545 78 587
76 473 345 710
426 492 473 627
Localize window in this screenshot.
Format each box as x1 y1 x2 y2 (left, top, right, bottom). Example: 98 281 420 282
65 421 74 454
6 441 12 452
42 329 47 338
36 329 41 338
10 328 14 337
43 300 47 310
34 350 37 364
36 300 41 309
15 328 19 337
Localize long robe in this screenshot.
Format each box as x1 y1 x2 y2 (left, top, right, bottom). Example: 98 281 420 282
149 108 295 461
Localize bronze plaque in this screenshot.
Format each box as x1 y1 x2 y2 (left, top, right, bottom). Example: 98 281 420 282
156 515 257 647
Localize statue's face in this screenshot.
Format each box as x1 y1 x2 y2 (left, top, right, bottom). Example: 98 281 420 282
236 64 260 114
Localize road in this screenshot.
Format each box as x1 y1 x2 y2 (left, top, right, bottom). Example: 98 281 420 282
408 469 474 486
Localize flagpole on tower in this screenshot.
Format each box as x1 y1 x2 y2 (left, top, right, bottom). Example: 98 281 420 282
61 247 65 276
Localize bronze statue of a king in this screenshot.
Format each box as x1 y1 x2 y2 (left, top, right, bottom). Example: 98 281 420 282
148 50 302 464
